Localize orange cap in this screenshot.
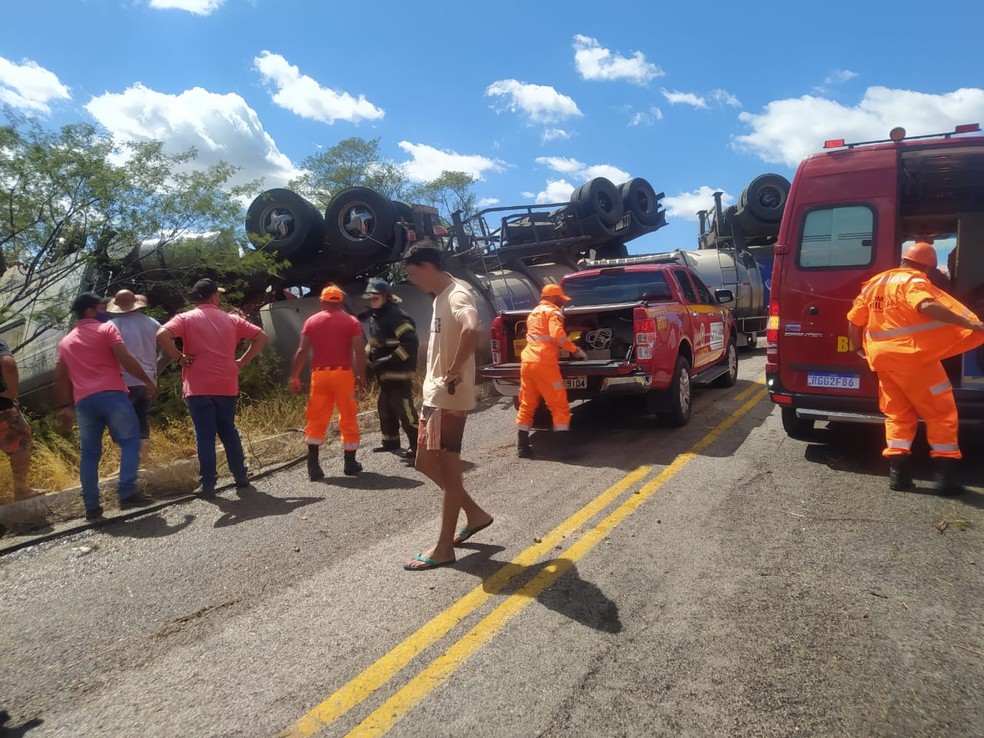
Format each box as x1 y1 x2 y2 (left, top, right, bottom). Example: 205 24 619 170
320 285 345 303
902 241 937 269
541 283 571 302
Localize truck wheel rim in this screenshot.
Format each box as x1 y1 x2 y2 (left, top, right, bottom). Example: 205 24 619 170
679 370 691 413
340 202 377 241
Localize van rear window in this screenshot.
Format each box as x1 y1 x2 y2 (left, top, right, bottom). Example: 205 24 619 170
798 205 874 268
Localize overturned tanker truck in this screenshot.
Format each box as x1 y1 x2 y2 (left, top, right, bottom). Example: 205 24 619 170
246 176 669 365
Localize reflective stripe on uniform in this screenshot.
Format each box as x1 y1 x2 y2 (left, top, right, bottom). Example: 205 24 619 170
887 439 913 450
867 320 946 340
930 379 952 395
930 442 960 453
394 346 409 360
394 322 414 338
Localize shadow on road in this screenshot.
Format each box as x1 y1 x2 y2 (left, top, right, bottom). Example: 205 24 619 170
102 513 195 540
0 713 43 737
453 544 621 634
203 485 323 528
801 421 984 508
320 471 425 491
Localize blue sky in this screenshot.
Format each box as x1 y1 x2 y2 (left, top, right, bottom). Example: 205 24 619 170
3 0 983 255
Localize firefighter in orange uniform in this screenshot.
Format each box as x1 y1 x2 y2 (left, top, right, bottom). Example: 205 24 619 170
847 241 984 494
516 283 587 458
289 285 367 480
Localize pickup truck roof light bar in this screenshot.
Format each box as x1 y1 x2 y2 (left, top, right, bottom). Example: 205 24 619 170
579 253 682 269
823 123 981 150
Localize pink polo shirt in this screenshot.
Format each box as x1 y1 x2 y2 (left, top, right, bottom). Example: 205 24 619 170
57 320 128 403
163 304 262 397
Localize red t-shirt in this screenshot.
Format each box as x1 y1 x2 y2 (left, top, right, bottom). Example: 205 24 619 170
162 304 262 397
301 309 364 368
57 320 127 403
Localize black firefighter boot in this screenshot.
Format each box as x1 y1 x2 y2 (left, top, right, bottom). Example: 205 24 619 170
888 455 912 491
307 444 325 481
343 450 363 476
934 458 967 496
517 430 533 459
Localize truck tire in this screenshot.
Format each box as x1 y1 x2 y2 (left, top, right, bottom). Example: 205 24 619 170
712 336 738 388
245 189 324 261
393 201 413 223
658 355 693 427
619 178 661 227
325 187 397 257
739 174 790 224
781 407 816 440
572 177 623 227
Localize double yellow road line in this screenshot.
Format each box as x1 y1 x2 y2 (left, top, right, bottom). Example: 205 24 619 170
280 381 768 738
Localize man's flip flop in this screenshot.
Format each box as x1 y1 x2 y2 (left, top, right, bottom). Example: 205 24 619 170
453 518 494 546
403 553 455 571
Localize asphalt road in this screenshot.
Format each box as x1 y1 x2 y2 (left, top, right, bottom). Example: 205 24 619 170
1 350 982 738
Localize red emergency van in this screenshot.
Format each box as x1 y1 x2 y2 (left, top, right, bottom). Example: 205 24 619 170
766 124 984 437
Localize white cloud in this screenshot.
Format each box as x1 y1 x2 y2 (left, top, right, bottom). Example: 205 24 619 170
710 89 742 108
661 89 707 109
397 141 504 182
572 35 662 85
824 69 858 86
0 56 70 114
735 86 984 167
148 0 224 14
476 197 500 208
663 186 735 222
486 79 582 125
542 128 571 142
534 179 577 205
85 83 299 188
253 51 384 125
628 106 663 126
535 156 630 184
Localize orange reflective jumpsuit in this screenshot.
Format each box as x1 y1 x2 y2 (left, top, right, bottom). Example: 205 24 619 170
516 300 577 431
306 368 360 451
847 267 984 459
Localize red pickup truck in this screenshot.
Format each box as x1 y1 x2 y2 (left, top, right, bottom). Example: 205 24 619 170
482 257 739 426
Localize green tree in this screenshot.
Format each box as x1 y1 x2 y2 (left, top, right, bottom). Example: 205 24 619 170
289 137 409 210
289 137 479 224
407 170 479 225
0 114 275 352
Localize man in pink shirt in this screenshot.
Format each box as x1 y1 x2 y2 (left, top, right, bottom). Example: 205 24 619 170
55 292 159 520
157 279 268 496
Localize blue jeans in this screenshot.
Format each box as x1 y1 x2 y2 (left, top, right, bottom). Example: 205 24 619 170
186 395 247 491
75 390 142 510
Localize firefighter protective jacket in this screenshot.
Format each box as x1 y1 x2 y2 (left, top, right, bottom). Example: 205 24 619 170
367 300 419 381
847 266 983 370
520 300 577 364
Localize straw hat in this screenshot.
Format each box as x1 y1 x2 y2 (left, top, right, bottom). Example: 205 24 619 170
106 289 149 314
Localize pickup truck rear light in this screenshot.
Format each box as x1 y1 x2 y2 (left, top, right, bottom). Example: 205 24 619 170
491 315 504 365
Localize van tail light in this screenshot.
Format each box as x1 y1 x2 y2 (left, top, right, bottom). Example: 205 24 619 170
765 299 780 373
490 315 504 365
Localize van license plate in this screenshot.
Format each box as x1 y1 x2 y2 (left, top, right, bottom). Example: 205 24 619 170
565 376 587 389
807 372 860 390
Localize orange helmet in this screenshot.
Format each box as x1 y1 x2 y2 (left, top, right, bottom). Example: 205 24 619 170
902 241 937 269
541 283 571 302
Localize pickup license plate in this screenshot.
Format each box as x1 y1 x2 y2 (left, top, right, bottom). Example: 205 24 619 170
806 372 860 390
565 376 587 390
